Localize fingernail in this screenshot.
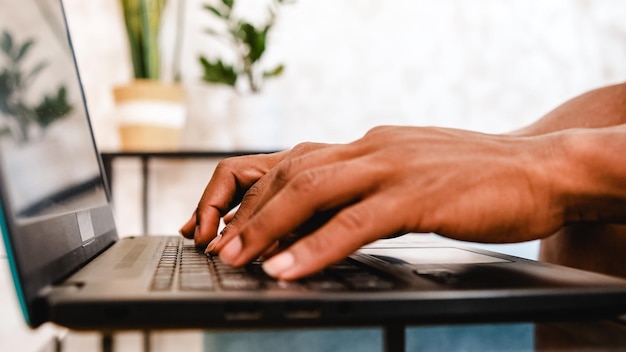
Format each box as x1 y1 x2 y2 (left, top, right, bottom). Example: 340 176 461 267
204 233 222 254
262 251 295 278
220 236 242 264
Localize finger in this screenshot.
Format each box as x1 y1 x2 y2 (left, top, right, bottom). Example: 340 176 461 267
249 143 359 218
194 207 221 247
218 156 385 266
207 171 278 254
210 144 336 253
179 211 197 239
193 152 285 247
223 209 237 224
230 143 335 226
263 194 405 280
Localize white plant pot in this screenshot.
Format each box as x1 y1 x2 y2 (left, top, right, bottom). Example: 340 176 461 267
113 80 186 151
230 93 283 151
183 83 237 150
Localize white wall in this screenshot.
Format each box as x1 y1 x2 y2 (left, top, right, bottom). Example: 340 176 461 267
62 0 626 259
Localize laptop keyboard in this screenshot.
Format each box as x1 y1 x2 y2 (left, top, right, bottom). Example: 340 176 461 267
150 239 397 292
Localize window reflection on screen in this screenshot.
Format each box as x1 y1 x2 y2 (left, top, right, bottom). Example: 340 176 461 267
0 0 107 221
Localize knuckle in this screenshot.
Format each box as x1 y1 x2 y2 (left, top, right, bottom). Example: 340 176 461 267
213 155 259 176
365 125 392 136
291 142 318 155
213 158 238 176
288 169 321 195
274 158 300 185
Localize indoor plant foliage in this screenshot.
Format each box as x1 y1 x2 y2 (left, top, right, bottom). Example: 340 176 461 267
199 0 288 94
0 30 72 144
120 0 167 80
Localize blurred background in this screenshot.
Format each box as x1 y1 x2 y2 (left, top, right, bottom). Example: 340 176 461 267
61 0 626 259
2 1 626 351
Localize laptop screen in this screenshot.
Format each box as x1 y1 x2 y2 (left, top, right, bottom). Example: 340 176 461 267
0 0 117 326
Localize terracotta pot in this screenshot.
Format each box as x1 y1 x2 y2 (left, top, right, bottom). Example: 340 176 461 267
113 80 186 151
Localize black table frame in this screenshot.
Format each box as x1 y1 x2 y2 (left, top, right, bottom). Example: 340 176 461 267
100 151 273 234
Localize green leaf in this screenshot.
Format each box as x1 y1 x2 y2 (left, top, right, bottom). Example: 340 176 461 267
236 22 266 63
263 64 284 78
34 85 72 128
203 5 225 18
221 0 234 9
0 70 12 115
1 31 13 56
15 40 34 63
199 56 238 86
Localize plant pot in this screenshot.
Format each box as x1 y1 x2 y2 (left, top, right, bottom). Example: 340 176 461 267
230 93 283 151
182 83 237 150
113 80 186 151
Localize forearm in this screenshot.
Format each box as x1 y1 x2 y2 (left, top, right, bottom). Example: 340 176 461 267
512 82 626 136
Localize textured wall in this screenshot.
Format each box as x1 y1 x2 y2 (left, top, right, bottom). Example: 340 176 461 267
61 0 626 258
65 0 626 147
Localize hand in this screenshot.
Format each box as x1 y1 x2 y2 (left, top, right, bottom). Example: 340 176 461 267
181 126 566 280
179 143 329 246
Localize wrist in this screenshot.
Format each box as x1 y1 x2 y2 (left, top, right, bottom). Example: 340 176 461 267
552 128 626 224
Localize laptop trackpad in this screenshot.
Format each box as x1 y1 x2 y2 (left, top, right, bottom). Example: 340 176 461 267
360 247 510 265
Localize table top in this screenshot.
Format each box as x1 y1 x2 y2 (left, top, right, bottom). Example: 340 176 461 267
99 149 278 158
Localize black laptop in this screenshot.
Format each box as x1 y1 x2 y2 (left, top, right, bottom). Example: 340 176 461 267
3 0 626 331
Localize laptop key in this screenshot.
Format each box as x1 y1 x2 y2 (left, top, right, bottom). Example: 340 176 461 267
149 242 180 291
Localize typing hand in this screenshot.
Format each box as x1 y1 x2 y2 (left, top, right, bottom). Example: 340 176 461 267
181 126 565 280
179 143 328 247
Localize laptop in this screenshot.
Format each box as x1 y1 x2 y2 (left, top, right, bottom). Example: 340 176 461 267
3 0 626 331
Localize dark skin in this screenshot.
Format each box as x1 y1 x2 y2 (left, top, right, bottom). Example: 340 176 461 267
508 83 626 278
180 83 626 280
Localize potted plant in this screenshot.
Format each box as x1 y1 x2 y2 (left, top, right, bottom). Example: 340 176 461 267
114 0 186 151
197 0 290 149
199 0 287 93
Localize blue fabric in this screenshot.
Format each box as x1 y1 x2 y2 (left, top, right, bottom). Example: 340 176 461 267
406 323 534 351
204 328 382 352
203 323 534 352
